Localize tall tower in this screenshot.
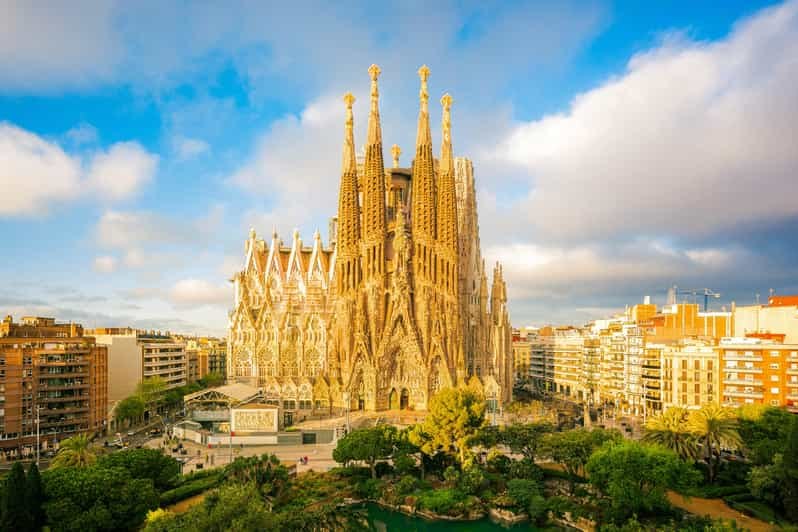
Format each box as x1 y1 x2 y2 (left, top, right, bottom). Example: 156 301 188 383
361 64 387 281
437 93 458 296
335 93 362 295
411 65 438 352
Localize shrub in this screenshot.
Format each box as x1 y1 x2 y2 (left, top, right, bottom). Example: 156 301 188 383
159 475 221 506
485 452 511 475
460 465 485 495
374 461 394 478
507 478 542 510
355 478 384 499
395 475 418 496
509 458 543 481
393 453 418 477
417 488 467 515
443 466 460 487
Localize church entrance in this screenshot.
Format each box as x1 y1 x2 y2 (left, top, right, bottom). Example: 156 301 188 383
388 389 398 410
400 389 410 410
358 394 365 411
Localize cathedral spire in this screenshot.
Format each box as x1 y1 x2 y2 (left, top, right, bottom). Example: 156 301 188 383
362 64 387 280
335 92 361 294
411 64 437 244
437 93 458 255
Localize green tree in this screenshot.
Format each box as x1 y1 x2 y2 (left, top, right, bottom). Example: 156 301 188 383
736 405 794 465
498 421 554 461
418 387 486 464
332 425 397 478
687 403 741 483
1 462 33 531
782 417 798 522
542 428 621 492
586 440 700 523
642 407 697 461
26 462 45 530
51 434 97 469
224 454 289 498
115 395 146 424
137 376 168 413
97 448 180 491
198 373 224 388
43 465 159 531
748 453 785 509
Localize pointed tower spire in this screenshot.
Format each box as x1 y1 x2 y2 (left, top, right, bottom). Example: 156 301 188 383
411 64 437 247
437 93 458 252
362 64 387 281
335 92 361 295
391 144 401 168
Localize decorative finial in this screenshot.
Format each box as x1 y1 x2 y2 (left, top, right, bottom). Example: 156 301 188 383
249 227 256 240
343 92 355 109
441 93 453 146
418 65 430 113
293 228 300 240
343 92 355 130
368 64 381 106
391 144 401 168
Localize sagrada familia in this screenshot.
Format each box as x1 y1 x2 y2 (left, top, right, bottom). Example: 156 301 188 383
227 65 512 415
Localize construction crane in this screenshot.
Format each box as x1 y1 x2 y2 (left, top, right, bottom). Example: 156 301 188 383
667 285 721 312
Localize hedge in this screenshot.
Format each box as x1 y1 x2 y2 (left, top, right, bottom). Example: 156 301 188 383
725 499 783 524
684 484 748 499
159 474 222 506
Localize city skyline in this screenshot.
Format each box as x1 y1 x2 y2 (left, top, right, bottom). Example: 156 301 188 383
2 1 797 336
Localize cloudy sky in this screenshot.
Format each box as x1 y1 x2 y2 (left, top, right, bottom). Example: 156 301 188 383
2 0 797 336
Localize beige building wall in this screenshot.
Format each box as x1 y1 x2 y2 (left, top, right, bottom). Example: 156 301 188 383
92 333 142 404
734 305 798 344
661 342 719 410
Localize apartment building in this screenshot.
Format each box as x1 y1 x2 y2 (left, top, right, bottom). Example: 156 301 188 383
734 297 798 344
718 337 798 410
642 343 664 415
0 316 108 456
661 341 719 411
90 328 187 404
184 337 227 382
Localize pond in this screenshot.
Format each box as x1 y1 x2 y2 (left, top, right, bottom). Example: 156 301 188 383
364 503 535 531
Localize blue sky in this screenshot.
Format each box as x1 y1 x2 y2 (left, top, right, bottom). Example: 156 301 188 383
2 0 797 335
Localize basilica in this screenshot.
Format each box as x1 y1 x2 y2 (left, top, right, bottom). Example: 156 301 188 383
227 65 512 418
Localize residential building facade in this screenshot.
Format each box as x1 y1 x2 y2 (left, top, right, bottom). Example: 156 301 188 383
0 316 108 456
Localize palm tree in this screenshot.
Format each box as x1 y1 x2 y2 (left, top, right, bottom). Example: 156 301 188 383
643 406 697 461
687 403 742 482
50 434 97 468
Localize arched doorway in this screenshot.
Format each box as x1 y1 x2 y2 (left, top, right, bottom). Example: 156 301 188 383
400 388 410 410
388 388 398 410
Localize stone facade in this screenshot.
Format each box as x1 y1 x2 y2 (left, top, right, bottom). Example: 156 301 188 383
227 65 512 414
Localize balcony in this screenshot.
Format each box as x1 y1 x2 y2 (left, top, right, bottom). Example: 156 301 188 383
41 406 89 416
724 354 763 361
40 419 89 429
723 379 763 386
728 367 763 374
723 391 764 399
787 395 798 401
38 395 89 403
39 371 89 379
37 383 89 390
787 369 798 375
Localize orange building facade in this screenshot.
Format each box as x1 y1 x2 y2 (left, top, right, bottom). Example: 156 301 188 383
0 316 108 456
718 338 798 411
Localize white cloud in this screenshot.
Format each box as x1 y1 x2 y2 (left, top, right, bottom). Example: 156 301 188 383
490 0 798 242
0 122 158 216
173 136 209 160
66 122 99 145
169 279 230 307
92 256 117 273
86 142 158 201
0 122 82 216
0 1 119 91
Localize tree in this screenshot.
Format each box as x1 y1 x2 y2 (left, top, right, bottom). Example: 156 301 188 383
498 421 554 461
199 373 224 388
687 403 741 483
332 425 397 478
418 387 486 464
736 405 794 465
43 464 159 531
586 440 701 523
642 407 697 461
51 434 97 469
541 428 621 492
137 377 168 413
1 462 33 531
782 416 798 522
748 453 785 509
26 462 45 530
97 448 180 491
116 395 146 424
